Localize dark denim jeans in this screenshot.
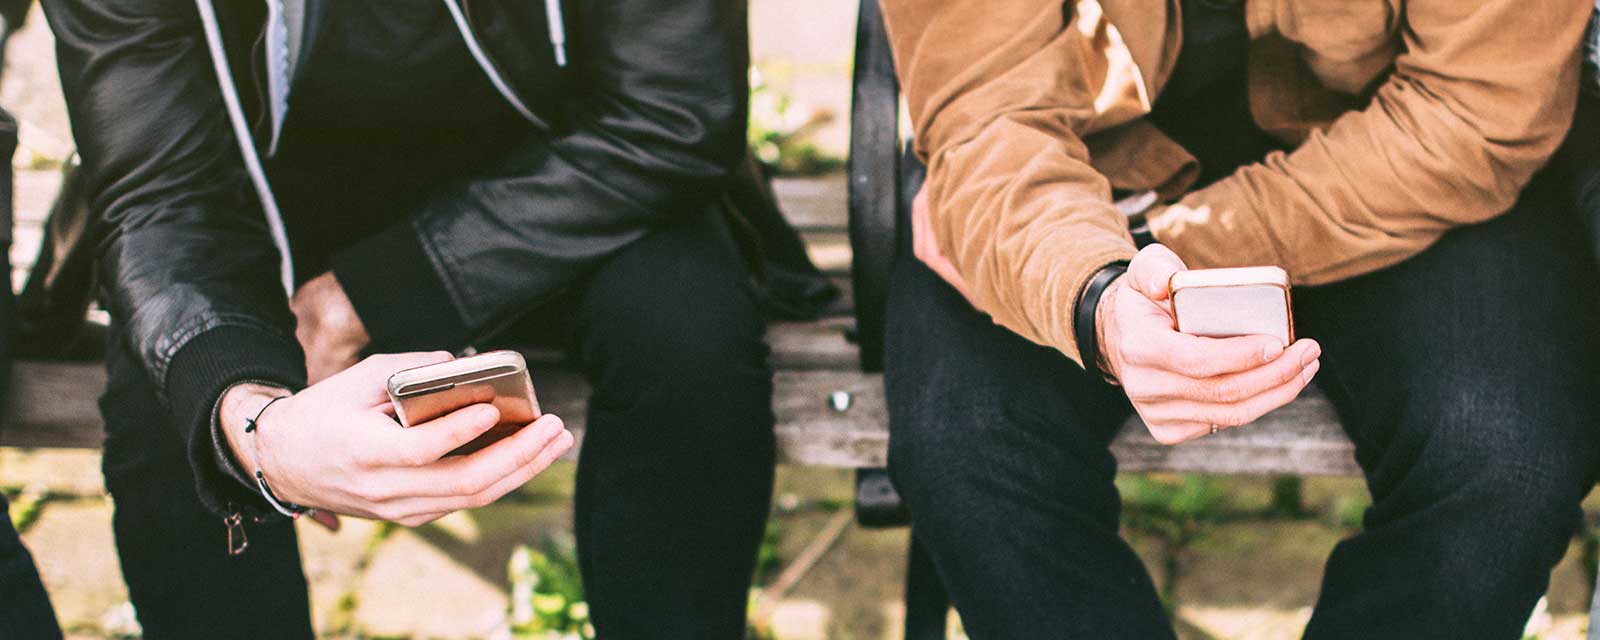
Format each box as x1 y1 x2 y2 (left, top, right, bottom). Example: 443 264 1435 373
0 493 61 639
0 101 61 640
99 210 775 639
884 166 1600 638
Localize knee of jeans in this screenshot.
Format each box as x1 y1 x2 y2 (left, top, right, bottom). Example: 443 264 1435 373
886 396 1032 508
585 324 773 449
1396 386 1597 536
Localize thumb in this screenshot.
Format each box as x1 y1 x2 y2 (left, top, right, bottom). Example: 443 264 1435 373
1125 244 1187 302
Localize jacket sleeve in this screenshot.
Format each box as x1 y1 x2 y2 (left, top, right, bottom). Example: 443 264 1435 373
1147 0 1590 284
878 0 1137 365
44 0 304 518
331 0 750 350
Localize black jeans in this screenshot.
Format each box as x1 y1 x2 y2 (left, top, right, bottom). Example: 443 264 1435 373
0 493 61 640
884 168 1600 639
100 209 775 638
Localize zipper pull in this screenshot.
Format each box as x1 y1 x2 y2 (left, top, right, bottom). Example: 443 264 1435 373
544 0 568 68
225 513 249 556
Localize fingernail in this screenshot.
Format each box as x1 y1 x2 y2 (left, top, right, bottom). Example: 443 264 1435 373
1300 342 1321 367
1301 360 1321 385
1262 342 1282 361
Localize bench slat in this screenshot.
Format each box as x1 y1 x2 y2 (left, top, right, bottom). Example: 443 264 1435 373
0 360 1358 476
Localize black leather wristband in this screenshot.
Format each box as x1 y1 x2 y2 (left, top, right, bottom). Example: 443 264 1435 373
1075 262 1129 381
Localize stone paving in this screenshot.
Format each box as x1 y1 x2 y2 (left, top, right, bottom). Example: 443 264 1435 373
9 449 1600 639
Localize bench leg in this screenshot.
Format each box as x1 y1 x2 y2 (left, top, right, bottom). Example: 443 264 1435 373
904 531 950 640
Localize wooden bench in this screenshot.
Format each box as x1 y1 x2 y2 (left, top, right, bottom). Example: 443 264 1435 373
0 171 1354 476
0 338 1355 476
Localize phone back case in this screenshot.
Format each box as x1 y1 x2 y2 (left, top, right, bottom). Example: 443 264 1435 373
1170 267 1294 346
387 351 541 456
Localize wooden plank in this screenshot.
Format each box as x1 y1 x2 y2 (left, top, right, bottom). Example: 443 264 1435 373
523 315 860 371
0 360 1358 476
1 361 107 448
772 175 849 231
765 317 858 369
803 231 851 276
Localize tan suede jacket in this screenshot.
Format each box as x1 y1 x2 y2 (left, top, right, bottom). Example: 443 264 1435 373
883 0 1589 365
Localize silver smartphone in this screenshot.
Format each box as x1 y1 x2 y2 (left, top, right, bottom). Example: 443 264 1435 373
1169 266 1295 346
386 350 541 456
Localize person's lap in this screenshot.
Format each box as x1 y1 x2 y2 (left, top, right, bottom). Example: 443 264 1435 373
502 206 777 637
101 206 773 637
1296 173 1600 637
886 172 1600 638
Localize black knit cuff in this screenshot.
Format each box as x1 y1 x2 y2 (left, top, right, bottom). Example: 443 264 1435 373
1074 262 1129 381
166 326 306 519
331 220 470 352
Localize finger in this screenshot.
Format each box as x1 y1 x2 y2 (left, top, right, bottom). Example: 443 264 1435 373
388 415 570 499
1125 244 1187 301
305 509 341 532
1141 421 1214 446
393 512 452 528
1121 329 1291 378
376 416 576 508
1126 339 1321 403
1140 360 1319 428
454 426 574 506
375 403 502 466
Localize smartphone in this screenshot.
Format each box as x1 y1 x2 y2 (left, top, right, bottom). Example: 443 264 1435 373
1169 266 1294 346
386 350 541 456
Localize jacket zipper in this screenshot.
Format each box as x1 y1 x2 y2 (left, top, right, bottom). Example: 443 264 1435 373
225 510 250 556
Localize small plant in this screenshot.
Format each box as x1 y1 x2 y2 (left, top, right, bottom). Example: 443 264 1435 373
748 67 842 176
508 534 593 640
1330 492 1370 530
7 486 51 533
753 520 784 586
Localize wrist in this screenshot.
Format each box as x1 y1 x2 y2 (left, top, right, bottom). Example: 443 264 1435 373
1074 262 1128 381
1094 277 1122 378
219 383 292 472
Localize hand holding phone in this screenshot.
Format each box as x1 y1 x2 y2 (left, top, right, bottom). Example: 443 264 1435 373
219 352 572 528
1097 246 1320 445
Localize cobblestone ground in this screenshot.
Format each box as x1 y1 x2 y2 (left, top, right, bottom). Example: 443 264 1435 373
6 2 1600 639
7 449 1600 639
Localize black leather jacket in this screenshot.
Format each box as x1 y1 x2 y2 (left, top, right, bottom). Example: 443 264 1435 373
42 0 755 518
